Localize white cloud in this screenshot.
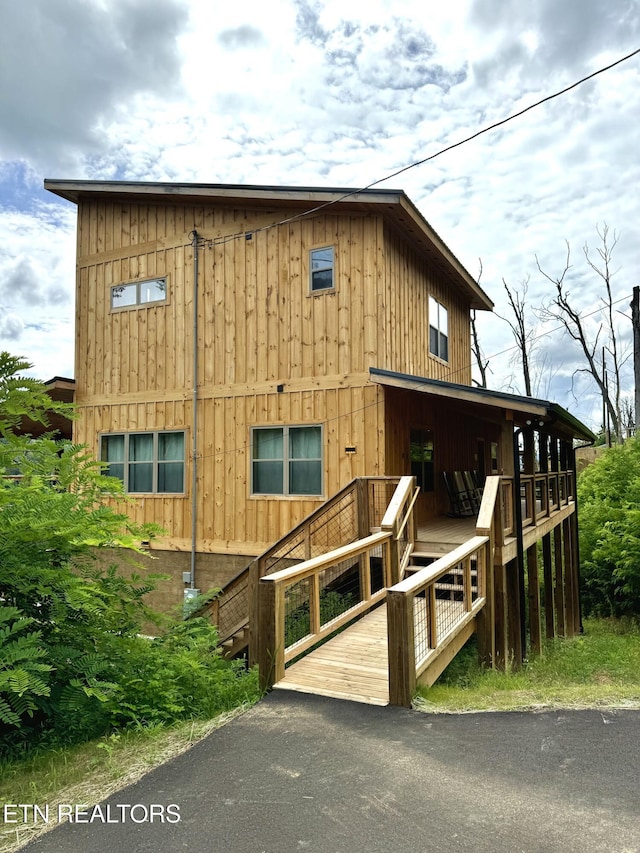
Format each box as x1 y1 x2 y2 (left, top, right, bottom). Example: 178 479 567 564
0 0 638 430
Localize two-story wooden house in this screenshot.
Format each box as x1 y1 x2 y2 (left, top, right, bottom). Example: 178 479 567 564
45 180 594 702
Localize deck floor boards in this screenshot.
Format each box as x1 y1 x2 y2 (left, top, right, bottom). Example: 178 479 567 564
274 605 390 705
274 597 471 706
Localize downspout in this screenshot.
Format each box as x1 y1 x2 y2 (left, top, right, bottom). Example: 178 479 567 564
512 427 527 660
189 230 200 591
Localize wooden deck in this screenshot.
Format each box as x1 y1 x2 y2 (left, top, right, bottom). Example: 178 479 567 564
417 515 477 550
275 605 390 705
274 596 471 706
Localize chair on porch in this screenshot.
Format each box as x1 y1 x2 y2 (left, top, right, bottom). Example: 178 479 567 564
443 471 476 518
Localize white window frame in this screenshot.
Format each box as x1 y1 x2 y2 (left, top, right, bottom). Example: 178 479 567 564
428 296 449 361
251 425 324 496
100 430 186 494
309 246 335 293
110 277 167 311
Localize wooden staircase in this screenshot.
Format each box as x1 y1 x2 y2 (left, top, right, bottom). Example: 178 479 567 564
195 477 403 660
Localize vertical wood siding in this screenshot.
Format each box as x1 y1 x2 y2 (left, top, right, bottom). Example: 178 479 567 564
75 199 476 551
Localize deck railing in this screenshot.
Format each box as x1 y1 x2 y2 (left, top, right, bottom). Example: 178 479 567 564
197 476 400 647
386 535 488 706
497 469 575 545
257 476 417 689
380 475 420 584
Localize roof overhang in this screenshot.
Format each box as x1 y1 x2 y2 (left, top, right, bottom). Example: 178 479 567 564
44 179 493 311
370 367 596 442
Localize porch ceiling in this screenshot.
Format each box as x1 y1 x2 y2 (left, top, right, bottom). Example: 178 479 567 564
370 368 596 442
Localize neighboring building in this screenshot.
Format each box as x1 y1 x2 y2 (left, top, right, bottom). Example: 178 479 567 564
44 180 593 615
17 376 75 440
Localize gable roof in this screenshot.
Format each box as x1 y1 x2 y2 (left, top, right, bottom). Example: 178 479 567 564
44 179 493 311
370 367 596 442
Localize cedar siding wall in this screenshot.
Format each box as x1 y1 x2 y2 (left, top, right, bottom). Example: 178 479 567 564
76 201 386 397
75 199 475 553
381 226 471 384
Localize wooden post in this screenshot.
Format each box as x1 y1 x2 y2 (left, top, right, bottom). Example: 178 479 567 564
356 478 370 538
248 559 260 667
463 557 472 612
553 526 565 637
506 558 523 668
527 544 541 655
493 562 508 670
309 573 321 636
388 530 401 586
257 578 285 691
387 589 416 707
569 511 582 634
476 548 496 668
542 533 554 639
562 517 575 637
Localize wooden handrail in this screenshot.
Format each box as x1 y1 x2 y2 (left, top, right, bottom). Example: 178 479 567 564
476 475 501 534
259 531 391 587
389 535 489 594
257 477 420 690
380 476 416 530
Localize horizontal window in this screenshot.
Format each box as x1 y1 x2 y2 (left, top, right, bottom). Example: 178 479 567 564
310 247 334 293
428 296 448 361
101 430 185 494
111 278 166 310
252 425 323 496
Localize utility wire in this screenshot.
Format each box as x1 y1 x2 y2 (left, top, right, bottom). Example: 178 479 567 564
193 46 640 250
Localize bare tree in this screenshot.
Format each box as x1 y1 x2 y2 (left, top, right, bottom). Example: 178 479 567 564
471 260 489 388
495 275 536 396
537 225 626 442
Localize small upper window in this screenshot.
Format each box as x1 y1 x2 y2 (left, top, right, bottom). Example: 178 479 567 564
111 278 166 310
428 296 448 361
310 247 334 292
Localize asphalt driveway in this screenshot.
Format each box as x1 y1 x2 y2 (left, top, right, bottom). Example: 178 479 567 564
19 691 640 853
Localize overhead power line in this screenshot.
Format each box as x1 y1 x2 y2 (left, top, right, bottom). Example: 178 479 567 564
194 46 640 250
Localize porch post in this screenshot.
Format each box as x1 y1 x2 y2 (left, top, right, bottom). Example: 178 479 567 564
527 543 541 654
553 525 565 637
542 533 555 639
563 517 576 637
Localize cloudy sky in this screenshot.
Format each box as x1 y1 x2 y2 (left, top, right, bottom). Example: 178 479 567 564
1 0 638 430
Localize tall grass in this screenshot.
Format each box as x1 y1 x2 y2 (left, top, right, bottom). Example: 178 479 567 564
415 618 640 712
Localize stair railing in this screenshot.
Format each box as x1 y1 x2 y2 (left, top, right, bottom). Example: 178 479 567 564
257 476 418 689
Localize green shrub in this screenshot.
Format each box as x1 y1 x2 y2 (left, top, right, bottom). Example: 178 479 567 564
578 437 640 617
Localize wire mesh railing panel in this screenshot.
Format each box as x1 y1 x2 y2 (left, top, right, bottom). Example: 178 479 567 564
216 578 249 638
368 478 400 528
369 543 385 594
308 492 357 554
413 591 431 666
317 557 363 625
284 577 312 649
435 595 466 642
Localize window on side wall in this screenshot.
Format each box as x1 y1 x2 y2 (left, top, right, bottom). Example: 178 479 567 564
428 296 448 361
252 425 323 496
101 430 185 493
111 278 166 310
309 247 334 293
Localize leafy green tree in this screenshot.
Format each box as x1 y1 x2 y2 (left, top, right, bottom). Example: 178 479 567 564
578 437 640 617
0 353 258 753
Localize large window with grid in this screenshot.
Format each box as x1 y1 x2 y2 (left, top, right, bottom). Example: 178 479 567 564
251 425 323 496
101 431 185 493
428 296 448 361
